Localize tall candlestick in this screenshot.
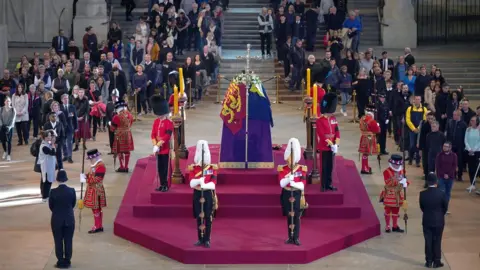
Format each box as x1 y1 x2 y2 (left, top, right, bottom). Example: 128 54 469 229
313 84 318 117
306 68 311 97
174 86 179 115
179 68 184 95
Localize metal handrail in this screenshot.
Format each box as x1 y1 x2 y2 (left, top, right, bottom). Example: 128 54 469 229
377 7 389 27
58 8 66 33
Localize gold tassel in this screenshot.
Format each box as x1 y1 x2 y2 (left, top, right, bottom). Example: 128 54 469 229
300 191 308 209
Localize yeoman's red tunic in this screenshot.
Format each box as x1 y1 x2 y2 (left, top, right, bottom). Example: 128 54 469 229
111 110 134 153
358 114 380 155
380 167 407 208
84 161 107 209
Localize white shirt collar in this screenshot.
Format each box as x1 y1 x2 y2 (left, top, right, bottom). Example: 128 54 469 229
91 159 102 167
51 121 56 128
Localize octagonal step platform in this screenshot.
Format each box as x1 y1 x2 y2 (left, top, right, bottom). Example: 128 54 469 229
113 145 380 264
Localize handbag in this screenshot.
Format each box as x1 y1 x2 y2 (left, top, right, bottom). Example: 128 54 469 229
89 90 106 118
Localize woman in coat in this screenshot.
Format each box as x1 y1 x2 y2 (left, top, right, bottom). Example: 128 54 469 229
37 129 57 201
12 84 29 146
0 97 16 161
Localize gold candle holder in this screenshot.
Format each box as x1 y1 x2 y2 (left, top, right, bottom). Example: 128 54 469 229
171 114 184 184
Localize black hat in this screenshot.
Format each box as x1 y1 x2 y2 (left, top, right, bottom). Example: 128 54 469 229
426 172 438 186
56 169 68 182
313 67 329 84
365 103 376 114
388 154 403 165
320 92 337 114
378 92 386 98
86 149 101 160
85 26 93 32
150 95 169 116
115 100 127 110
382 51 388 55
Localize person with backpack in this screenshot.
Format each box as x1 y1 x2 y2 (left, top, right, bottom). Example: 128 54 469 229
405 95 427 167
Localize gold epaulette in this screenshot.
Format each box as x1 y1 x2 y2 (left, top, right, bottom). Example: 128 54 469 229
301 165 308 172
210 164 218 170
187 164 194 171
277 165 285 172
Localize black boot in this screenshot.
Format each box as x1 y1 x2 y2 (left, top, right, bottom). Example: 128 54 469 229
284 238 293 244
73 145 79 152
204 241 211 248
194 240 203 246
293 238 301 246
68 157 74 164
392 226 404 233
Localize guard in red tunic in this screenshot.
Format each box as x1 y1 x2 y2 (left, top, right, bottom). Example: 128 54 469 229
380 154 408 233
188 140 218 248
316 93 340 192
80 149 107 234
150 95 174 192
168 92 188 114
278 138 307 246
358 105 381 174
109 100 134 173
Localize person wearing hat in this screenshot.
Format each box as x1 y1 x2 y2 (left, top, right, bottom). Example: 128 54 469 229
376 92 390 155
419 172 447 268
316 93 340 191
106 89 119 154
358 104 380 174
278 138 307 246
187 140 218 248
150 95 174 192
48 169 76 269
109 99 134 173
80 149 107 234
379 154 408 233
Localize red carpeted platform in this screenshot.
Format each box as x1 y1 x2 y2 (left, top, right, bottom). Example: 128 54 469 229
113 144 380 264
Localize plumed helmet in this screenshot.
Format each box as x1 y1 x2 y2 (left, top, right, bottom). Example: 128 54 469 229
194 140 211 165
284 138 301 164
111 89 119 97
320 92 337 114
150 95 169 116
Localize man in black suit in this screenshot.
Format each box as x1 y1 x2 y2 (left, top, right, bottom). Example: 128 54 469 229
49 169 76 269
106 89 119 154
108 65 128 100
61 94 77 164
419 173 447 268
52 29 69 55
78 52 96 74
44 112 66 170
380 51 394 73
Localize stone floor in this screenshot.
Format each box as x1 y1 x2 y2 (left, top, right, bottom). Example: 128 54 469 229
0 99 479 270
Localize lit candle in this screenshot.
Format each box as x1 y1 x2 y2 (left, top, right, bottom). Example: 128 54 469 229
306 68 311 97
174 85 179 115
179 68 184 96
313 84 318 117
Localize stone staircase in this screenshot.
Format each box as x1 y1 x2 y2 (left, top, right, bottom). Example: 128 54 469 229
348 0 381 46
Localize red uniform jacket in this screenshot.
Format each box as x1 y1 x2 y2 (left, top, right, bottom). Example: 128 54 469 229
168 93 186 112
380 167 409 207
111 110 134 153
84 160 107 209
188 164 218 188
277 164 307 188
151 118 174 155
316 115 340 151
358 114 381 155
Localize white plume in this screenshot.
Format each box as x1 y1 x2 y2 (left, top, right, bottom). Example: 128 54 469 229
284 138 301 164
194 140 211 165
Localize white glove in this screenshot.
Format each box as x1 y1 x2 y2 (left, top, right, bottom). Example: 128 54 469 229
80 173 86 183
400 178 407 188
288 174 294 181
88 100 94 105
189 178 202 188
385 119 389 124
331 144 338 154
108 121 111 126
290 181 305 191
153 145 159 153
199 176 205 184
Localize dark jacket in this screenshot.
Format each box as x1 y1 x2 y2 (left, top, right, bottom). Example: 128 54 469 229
44 118 66 144
445 119 467 149
78 60 96 74
414 74 431 98
61 104 78 133
460 108 476 126
42 99 54 127
435 91 449 119
108 70 128 99
419 187 447 227
392 91 411 117
290 21 305 39
418 120 431 151
49 184 76 228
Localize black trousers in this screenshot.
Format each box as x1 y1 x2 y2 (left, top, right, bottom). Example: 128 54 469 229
467 152 480 185
40 175 52 199
136 91 148 114
423 225 444 263
321 150 334 189
357 99 366 119
15 121 29 144
283 59 291 77
125 0 136 17
52 224 74 266
422 149 429 180
392 115 400 144
177 30 187 53
56 141 64 170
281 189 301 240
378 124 387 153
108 129 114 152
452 147 464 180
156 154 169 188
259 33 271 55
92 116 101 138
146 84 154 111
193 189 214 242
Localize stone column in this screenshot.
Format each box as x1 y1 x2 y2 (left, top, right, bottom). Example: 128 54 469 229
381 0 417 49
73 0 108 49
0 24 8 68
